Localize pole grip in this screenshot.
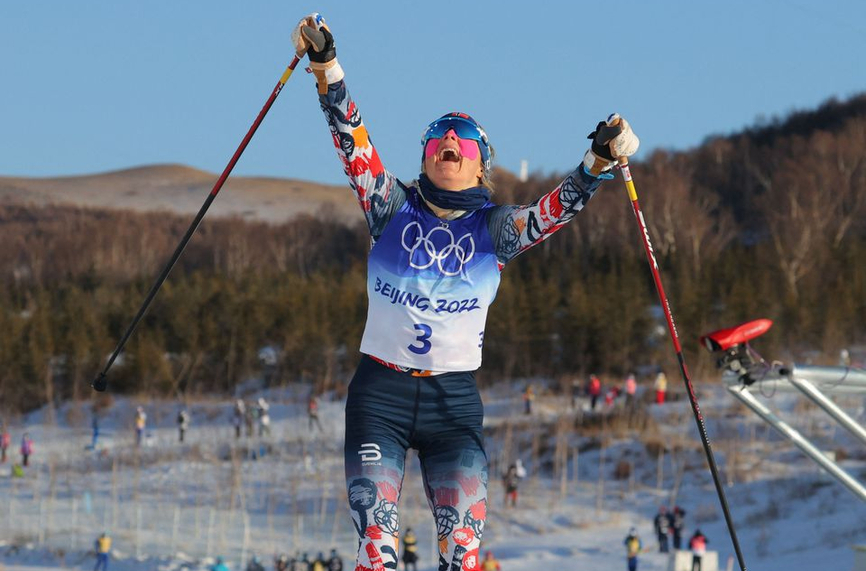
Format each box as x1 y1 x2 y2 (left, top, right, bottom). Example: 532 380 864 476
618 157 638 200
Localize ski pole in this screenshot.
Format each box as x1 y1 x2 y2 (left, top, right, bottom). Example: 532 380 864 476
617 156 748 571
92 33 325 393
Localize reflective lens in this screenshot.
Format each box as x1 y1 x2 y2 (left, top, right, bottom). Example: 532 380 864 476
424 136 480 161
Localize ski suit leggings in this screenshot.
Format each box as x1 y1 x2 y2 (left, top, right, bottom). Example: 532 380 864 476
345 356 488 571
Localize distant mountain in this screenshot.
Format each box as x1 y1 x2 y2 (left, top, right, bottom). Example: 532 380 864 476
726 93 866 147
0 164 363 223
4 92 865 225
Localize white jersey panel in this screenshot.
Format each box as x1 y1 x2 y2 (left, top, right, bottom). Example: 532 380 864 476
360 190 500 371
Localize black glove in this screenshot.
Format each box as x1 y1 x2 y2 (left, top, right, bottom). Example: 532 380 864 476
587 121 623 162
583 114 639 176
305 26 336 64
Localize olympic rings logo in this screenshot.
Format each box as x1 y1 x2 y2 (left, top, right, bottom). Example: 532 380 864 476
400 222 475 276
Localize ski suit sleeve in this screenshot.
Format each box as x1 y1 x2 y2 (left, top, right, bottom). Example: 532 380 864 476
486 165 606 266
318 79 405 239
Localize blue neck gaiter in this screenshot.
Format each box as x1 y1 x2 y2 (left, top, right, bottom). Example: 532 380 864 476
418 174 490 212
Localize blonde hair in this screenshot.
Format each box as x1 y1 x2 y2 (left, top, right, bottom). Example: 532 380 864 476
481 142 496 192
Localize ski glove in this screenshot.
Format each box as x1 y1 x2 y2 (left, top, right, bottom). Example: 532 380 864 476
583 114 640 176
291 13 344 94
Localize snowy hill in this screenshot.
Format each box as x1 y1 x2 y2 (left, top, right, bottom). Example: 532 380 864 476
1 380 865 571
0 164 362 223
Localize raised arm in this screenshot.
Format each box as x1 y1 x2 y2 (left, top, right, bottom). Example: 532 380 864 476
487 167 604 266
293 14 403 238
488 114 640 266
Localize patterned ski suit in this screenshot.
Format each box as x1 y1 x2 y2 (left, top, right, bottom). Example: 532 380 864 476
318 77 605 571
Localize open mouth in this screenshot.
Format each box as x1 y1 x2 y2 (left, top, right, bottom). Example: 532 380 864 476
438 147 461 163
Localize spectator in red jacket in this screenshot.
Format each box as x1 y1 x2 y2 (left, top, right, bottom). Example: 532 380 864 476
0 423 10 463
588 374 602 410
624 373 637 409
689 529 708 571
654 372 668 404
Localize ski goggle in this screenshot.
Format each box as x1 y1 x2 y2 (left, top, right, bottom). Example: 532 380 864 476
421 113 491 171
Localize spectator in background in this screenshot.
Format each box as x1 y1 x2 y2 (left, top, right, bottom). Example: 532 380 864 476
671 506 686 550
402 527 419 571
245 555 265 571
503 459 527 508
523 384 535 415
689 529 708 571
604 385 621 410
210 556 229 571
481 551 501 571
654 371 668 405
275 554 290 571
653 506 670 553
308 394 324 432
624 527 642 571
291 552 307 571
93 532 111 571
233 399 245 439
257 397 271 437
134 406 147 446
588 374 602 411
571 377 582 409
327 548 344 571
840 348 851 367
0 422 10 463
91 414 100 449
20 433 33 467
312 552 327 571
624 373 637 409
244 401 255 437
177 408 190 443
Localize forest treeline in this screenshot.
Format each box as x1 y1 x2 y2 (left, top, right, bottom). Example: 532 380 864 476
2 94 866 412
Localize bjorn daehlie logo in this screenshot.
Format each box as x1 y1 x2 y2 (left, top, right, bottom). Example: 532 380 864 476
401 222 475 277
358 443 382 463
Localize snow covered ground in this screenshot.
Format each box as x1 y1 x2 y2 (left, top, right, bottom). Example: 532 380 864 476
1 379 865 571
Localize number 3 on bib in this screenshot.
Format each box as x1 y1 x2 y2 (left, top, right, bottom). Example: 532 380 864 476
408 323 433 355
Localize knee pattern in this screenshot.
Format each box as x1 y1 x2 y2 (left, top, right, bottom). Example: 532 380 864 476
347 476 402 571
428 476 488 571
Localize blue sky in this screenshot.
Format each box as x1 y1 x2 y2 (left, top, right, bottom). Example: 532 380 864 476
2 1 865 186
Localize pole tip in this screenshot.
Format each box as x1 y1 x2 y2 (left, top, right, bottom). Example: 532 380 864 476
92 373 108 392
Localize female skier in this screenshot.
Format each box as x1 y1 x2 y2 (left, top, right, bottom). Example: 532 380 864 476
292 13 639 571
